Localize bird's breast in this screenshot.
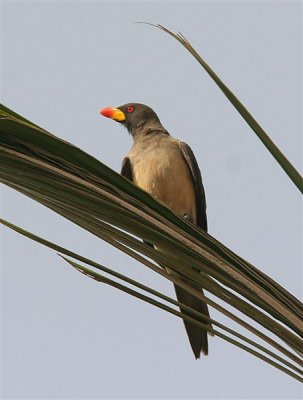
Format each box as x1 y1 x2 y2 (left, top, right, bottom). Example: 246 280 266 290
129 138 197 222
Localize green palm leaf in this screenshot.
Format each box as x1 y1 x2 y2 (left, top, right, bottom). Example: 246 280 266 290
140 24 303 193
0 104 302 382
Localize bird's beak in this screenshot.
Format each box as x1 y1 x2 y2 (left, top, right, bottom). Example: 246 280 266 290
100 107 126 122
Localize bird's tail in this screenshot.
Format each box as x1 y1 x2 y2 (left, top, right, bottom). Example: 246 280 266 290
174 279 211 359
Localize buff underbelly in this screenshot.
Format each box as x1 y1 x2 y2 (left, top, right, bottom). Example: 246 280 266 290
131 152 197 224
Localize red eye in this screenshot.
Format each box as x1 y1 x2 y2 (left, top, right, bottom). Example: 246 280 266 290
127 106 134 113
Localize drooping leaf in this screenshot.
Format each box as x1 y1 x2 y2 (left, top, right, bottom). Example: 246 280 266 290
140 23 303 194
1 104 302 381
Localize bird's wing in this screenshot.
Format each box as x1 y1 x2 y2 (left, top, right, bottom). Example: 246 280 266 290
121 156 133 181
179 141 208 231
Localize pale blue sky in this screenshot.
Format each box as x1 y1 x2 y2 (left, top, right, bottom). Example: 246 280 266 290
1 1 302 399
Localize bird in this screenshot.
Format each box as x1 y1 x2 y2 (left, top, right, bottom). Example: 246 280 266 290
100 103 211 358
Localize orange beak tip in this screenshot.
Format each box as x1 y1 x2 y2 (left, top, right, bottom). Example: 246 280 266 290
100 107 113 118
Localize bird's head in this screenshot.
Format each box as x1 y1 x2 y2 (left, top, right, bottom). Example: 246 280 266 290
100 103 166 139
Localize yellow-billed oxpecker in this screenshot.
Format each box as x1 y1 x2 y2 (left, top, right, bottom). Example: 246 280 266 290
100 103 211 358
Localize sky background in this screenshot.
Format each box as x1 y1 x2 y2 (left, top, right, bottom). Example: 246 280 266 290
1 1 302 399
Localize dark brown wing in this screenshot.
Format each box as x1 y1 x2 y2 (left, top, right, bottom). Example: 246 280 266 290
121 157 133 181
179 141 211 357
179 142 207 231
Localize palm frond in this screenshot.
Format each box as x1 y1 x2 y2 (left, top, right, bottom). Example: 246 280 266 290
138 23 303 194
0 104 302 381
